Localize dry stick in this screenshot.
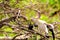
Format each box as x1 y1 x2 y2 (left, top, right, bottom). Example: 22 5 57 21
0 30 17 34
12 33 30 40
1 22 45 40
0 16 16 28
12 34 22 40
12 26 45 40
0 15 27 28
51 22 60 25
0 16 16 23
15 10 21 24
0 2 19 14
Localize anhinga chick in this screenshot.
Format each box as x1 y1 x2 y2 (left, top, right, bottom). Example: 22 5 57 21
30 18 55 40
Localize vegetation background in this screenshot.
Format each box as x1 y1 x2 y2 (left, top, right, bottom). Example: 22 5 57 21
0 0 60 40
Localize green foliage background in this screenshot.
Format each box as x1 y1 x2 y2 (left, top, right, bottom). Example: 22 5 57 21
0 0 60 40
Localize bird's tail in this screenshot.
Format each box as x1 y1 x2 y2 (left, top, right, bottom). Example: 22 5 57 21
49 29 55 40
47 24 55 40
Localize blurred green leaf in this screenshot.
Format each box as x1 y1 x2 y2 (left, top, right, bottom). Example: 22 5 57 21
40 14 48 21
